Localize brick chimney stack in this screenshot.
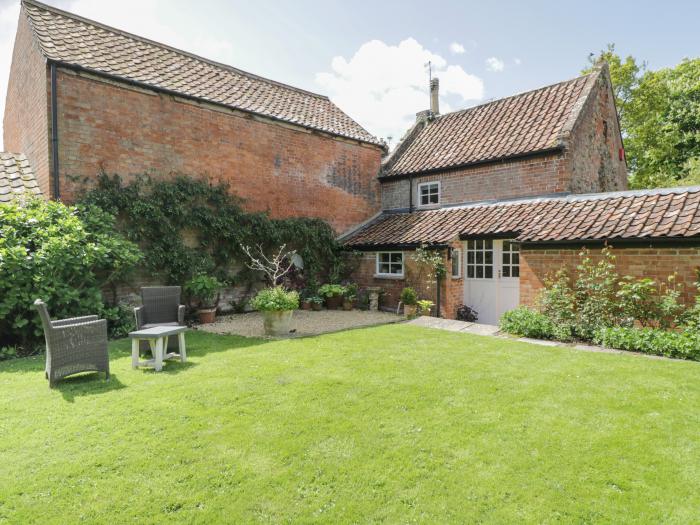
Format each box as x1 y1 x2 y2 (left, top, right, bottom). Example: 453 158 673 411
430 78 440 115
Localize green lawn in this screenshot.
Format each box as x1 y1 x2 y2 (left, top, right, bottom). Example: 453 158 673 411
1 325 699 524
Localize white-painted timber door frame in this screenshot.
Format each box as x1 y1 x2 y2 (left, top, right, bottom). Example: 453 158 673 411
462 239 520 325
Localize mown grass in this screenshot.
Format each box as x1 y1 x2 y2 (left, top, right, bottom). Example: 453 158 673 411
1 325 699 523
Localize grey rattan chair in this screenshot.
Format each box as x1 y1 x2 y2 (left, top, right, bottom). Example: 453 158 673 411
134 286 186 351
34 299 110 388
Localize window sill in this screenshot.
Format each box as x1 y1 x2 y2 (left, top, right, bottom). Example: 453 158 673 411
373 274 404 280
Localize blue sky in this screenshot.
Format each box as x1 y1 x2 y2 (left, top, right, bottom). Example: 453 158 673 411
0 0 698 147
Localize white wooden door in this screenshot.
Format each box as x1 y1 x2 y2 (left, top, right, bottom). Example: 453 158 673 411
463 239 520 325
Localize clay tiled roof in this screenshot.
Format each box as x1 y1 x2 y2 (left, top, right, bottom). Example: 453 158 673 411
21 0 382 146
0 153 42 203
383 73 596 177
342 187 700 247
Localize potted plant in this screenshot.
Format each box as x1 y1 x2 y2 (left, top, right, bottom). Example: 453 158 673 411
400 287 418 318
300 290 313 311
343 284 358 311
417 299 434 317
310 296 324 311
186 274 222 324
319 284 346 310
250 286 300 336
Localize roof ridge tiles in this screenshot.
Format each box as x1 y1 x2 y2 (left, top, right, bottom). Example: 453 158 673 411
433 71 595 123
20 0 383 146
22 0 330 101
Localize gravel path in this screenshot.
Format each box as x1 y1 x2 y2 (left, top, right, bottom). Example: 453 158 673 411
197 310 401 338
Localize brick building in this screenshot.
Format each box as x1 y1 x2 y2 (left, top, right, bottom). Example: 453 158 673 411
3 0 385 233
3 1 699 322
343 69 700 322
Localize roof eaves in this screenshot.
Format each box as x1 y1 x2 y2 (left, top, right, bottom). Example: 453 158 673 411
22 0 331 101
47 59 385 148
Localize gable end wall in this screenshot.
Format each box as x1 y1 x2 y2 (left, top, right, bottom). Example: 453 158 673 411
3 8 51 197
565 70 628 193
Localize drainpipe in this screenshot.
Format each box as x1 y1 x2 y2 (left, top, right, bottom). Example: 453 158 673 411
436 273 441 318
50 62 60 200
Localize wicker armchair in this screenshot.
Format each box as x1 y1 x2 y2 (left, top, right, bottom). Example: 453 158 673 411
34 299 110 388
134 286 186 351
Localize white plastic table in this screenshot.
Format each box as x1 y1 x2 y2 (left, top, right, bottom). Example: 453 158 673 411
129 326 187 372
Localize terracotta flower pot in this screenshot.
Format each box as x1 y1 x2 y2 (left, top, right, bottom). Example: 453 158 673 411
301 301 312 311
197 307 217 324
342 299 353 311
404 304 417 319
262 310 294 336
312 302 323 311
325 295 343 310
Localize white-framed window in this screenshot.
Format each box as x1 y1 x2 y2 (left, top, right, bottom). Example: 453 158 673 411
375 252 404 277
451 248 461 278
465 239 493 279
417 181 440 206
502 240 520 278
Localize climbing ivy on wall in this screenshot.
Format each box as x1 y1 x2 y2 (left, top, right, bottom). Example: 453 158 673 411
79 174 353 290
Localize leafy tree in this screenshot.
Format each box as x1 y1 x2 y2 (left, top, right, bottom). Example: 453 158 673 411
585 45 700 188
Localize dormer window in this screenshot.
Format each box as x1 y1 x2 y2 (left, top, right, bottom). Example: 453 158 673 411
418 182 440 207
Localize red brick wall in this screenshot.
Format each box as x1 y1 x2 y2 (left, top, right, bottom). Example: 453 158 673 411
53 68 382 233
3 8 51 196
354 247 463 318
443 240 464 319
567 68 628 193
381 152 569 210
520 245 700 307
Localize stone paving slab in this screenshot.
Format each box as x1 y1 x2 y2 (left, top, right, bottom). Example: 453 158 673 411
409 316 684 362
407 316 500 336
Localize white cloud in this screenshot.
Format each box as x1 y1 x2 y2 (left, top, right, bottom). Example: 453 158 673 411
449 42 465 55
485 57 505 72
316 38 484 145
514 57 522 66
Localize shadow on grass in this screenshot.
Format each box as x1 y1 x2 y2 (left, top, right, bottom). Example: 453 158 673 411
134 360 197 375
0 331 269 378
54 372 126 402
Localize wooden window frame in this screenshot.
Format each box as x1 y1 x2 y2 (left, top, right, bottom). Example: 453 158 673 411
375 251 405 278
417 181 440 207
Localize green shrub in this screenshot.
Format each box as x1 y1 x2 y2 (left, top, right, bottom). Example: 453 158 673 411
616 274 684 329
400 287 418 306
500 307 557 340
594 327 700 361
186 274 223 308
0 198 141 347
538 268 577 336
318 284 346 298
344 283 358 300
250 287 299 312
678 270 700 329
102 304 136 339
574 247 619 339
0 346 20 361
417 300 434 315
